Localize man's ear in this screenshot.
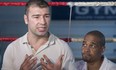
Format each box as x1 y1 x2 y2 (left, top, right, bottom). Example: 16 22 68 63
24 14 28 25
102 46 105 53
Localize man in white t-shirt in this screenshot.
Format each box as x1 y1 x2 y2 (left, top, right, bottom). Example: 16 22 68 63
76 30 116 70
1 0 76 70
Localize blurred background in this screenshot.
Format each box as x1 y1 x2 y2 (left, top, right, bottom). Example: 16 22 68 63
0 0 116 69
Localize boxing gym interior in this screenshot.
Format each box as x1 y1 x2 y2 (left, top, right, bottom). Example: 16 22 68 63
0 0 116 69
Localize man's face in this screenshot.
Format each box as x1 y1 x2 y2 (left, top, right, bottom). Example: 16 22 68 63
81 34 104 63
24 5 51 36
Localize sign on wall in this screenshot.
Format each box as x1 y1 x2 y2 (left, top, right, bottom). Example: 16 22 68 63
51 0 116 20
52 6 116 20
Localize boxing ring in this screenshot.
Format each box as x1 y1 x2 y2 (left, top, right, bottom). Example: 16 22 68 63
0 1 116 66
0 1 116 42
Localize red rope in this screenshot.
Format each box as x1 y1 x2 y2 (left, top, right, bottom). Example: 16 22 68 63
0 2 26 6
0 2 67 6
48 2 67 6
0 37 71 42
0 37 17 41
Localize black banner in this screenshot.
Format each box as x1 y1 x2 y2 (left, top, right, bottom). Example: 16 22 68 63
51 0 116 20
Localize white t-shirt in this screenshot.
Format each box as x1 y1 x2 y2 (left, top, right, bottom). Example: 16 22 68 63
2 33 76 70
76 56 116 70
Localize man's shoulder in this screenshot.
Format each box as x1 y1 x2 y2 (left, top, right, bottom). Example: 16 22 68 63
8 34 25 47
103 57 116 69
50 33 68 45
8 37 21 47
51 34 72 51
107 59 116 67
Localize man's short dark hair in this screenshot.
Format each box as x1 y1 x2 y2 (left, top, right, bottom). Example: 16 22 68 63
25 0 49 14
86 30 105 46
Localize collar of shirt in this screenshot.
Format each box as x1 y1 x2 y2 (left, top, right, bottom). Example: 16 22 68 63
99 56 108 70
21 32 56 54
84 56 107 70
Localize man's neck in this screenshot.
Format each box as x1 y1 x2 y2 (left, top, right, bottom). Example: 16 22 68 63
87 57 104 70
27 32 49 51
